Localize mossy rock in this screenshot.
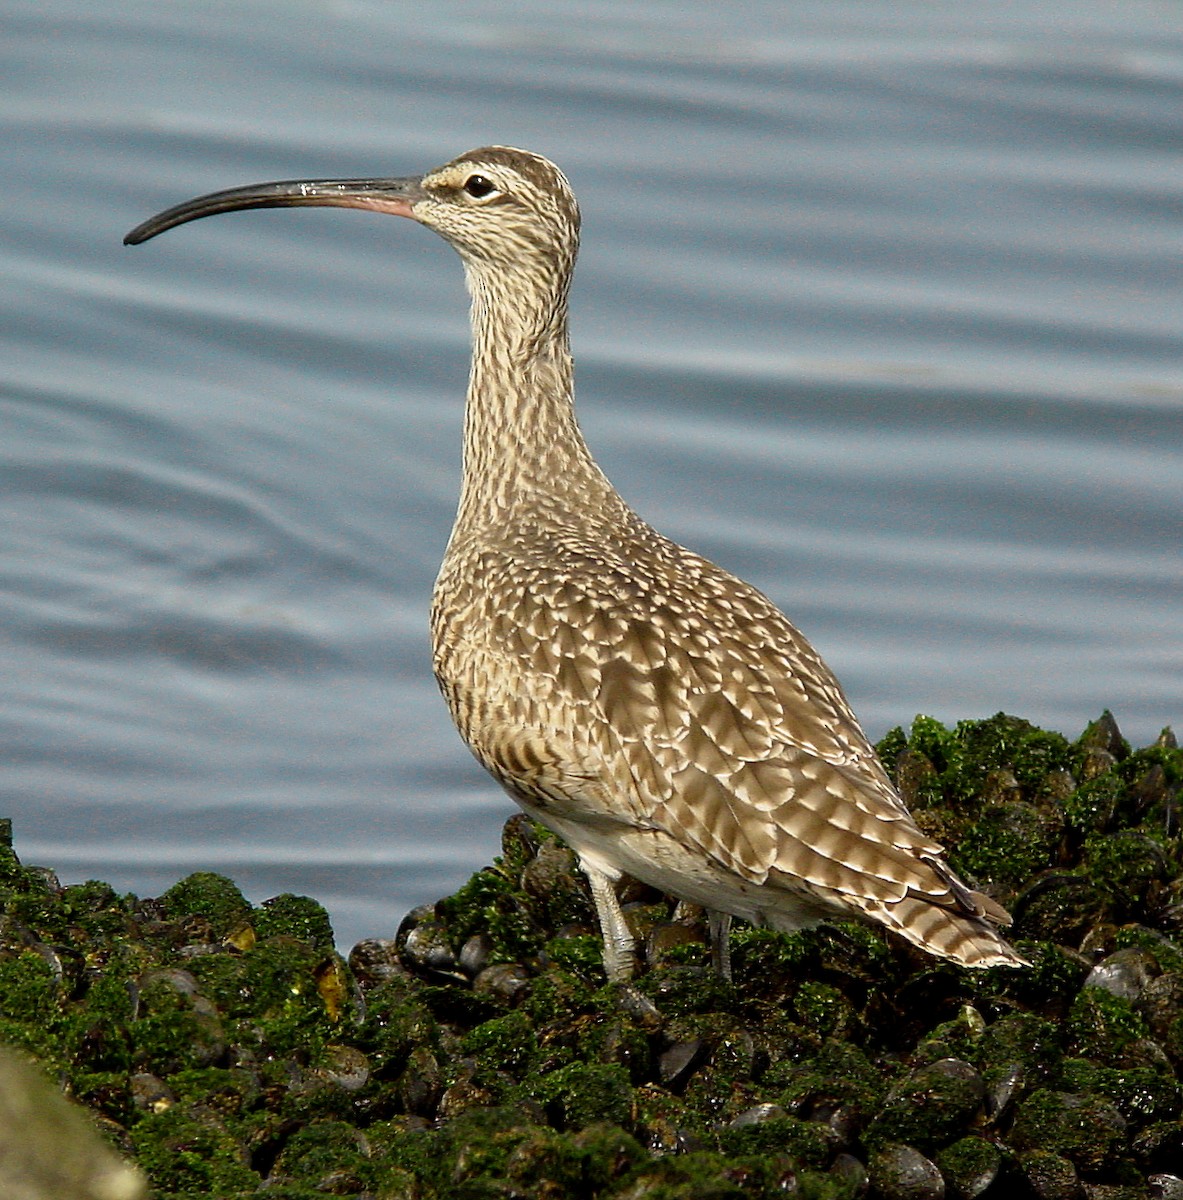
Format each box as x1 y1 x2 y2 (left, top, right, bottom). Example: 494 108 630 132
130 1103 258 1195
1011 1087 1130 1174
1057 1057 1181 1125
952 800 1064 890
268 1118 372 1192
527 1060 635 1130
254 893 335 949
0 711 1181 1197
159 872 252 939
935 1136 1006 1200
1066 988 1150 1063
864 1058 986 1151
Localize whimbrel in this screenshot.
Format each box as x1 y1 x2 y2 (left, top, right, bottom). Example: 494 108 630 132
126 146 1026 981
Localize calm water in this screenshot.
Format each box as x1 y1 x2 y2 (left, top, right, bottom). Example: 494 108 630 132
4 0 1181 948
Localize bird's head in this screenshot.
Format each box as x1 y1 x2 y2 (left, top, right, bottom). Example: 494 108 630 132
413 146 580 274
125 145 580 280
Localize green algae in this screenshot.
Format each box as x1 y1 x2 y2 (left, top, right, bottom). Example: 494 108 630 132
160 871 252 938
934 1135 1006 1199
459 1009 535 1076
254 893 336 949
717 1113 831 1164
128 970 227 1073
528 1060 636 1129
0 711 1181 1197
953 799 1063 889
1066 987 1149 1061
965 1010 1063 1088
437 864 543 965
791 980 861 1041
1010 1087 1129 1174
0 948 62 1025
1058 1058 1181 1124
1062 772 1125 834
864 1058 986 1152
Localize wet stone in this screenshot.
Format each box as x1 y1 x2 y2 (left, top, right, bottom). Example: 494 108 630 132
1084 946 1160 1003
1085 830 1171 901
1077 923 1122 960
437 1074 497 1119
1132 762 1173 816
614 982 663 1031
1011 1090 1127 1174
935 1136 1003 1200
397 1045 443 1117
658 1039 705 1089
174 942 219 961
1135 1122 1183 1174
318 1045 370 1092
868 1143 946 1200
255 893 335 948
1040 768 1078 804
399 908 464 980
520 837 580 901
472 962 531 1005
1079 747 1119 782
133 967 200 1007
645 919 707 968
27 941 69 985
599 1017 652 1079
824 1104 863 1151
957 800 1063 889
728 1103 789 1127
985 1063 1024 1125
348 937 411 987
499 812 542 869
1020 1150 1084 1200
4 713 1183 1199
160 872 252 940
1122 976 1182 1038
1011 872 1109 944
394 903 436 945
618 901 669 953
980 767 1023 805
894 748 938 809
643 1119 700 1157
831 1152 870 1197
459 932 494 977
1066 986 1150 1063
129 1073 175 1113
23 865 62 894
1078 711 1128 760
869 1058 986 1150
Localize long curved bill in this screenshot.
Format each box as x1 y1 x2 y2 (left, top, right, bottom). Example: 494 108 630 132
124 176 426 245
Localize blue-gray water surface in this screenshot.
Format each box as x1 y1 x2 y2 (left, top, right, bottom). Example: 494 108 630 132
3 0 1181 948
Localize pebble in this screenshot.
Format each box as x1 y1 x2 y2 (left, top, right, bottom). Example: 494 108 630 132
1083 946 1159 1002
868 1143 945 1200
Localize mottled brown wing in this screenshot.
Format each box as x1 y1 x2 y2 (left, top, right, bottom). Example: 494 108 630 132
590 591 955 904
444 530 956 911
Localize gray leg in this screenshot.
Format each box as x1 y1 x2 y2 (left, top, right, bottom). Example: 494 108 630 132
708 910 733 981
582 863 636 982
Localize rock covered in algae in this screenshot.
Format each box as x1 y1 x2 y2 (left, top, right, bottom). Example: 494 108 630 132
0 711 1181 1198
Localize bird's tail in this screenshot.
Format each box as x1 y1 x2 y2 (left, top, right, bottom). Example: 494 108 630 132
879 890 1029 968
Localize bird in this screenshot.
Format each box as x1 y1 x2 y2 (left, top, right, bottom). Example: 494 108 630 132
125 145 1027 982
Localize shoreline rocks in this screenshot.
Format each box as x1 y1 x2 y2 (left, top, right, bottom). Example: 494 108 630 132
0 711 1180 1198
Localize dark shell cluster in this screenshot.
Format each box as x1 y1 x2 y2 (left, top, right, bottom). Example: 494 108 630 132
0 710 1181 1199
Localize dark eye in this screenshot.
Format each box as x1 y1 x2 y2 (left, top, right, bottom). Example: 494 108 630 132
463 174 495 198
